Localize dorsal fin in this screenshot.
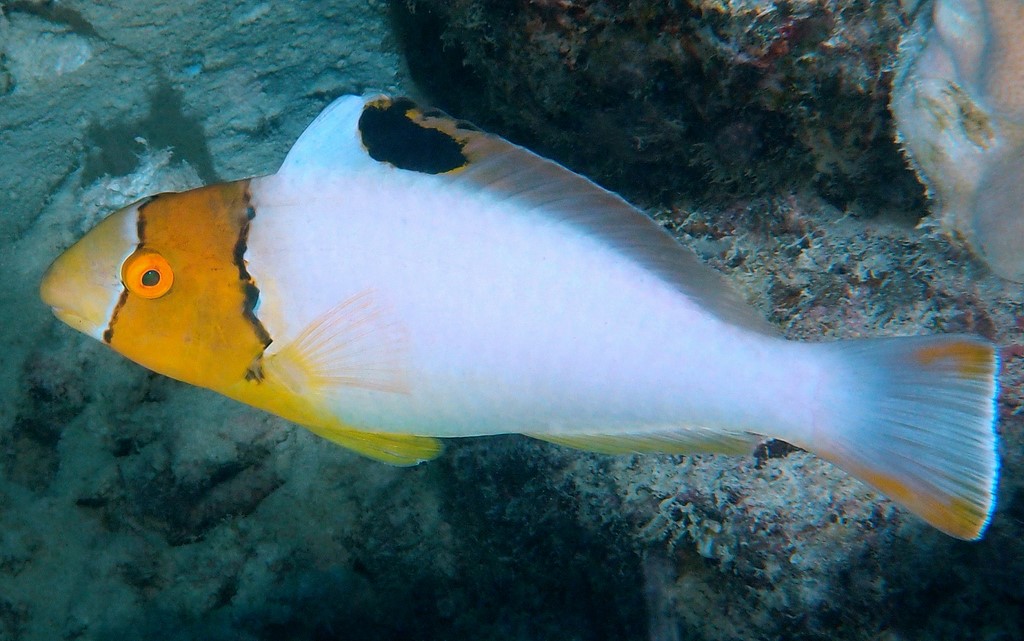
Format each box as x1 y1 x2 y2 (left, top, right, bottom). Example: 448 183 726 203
277 95 376 175
279 94 776 333
447 127 776 333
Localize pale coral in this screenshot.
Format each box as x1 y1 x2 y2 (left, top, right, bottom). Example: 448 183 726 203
892 0 1024 281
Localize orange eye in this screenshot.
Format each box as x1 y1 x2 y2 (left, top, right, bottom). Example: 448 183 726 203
121 250 174 299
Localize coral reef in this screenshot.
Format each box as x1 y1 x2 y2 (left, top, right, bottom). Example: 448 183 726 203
391 0 923 212
1 1 1022 640
891 0 1024 281
626 193 1024 640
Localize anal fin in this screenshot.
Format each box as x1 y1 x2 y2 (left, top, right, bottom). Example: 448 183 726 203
307 423 442 466
528 426 761 456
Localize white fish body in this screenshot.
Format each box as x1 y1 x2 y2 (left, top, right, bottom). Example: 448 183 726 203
250 149 814 444
249 93 823 444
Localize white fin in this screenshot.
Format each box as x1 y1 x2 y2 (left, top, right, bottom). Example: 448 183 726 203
805 335 999 540
256 290 439 465
277 94 377 175
262 289 410 397
529 426 761 456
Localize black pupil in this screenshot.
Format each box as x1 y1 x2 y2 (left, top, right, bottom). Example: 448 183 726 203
141 269 161 287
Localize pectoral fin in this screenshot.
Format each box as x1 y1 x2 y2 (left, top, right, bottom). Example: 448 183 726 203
228 290 435 464
261 289 410 398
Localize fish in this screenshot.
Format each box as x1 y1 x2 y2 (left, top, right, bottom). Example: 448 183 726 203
40 94 1000 540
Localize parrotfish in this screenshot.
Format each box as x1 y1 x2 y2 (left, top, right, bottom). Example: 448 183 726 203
40 94 999 539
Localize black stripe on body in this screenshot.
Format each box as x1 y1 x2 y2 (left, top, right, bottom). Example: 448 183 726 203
102 290 129 344
104 198 155 343
235 184 272 351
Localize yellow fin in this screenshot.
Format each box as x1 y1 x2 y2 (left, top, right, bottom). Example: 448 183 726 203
306 424 442 466
529 426 761 456
262 289 410 398
806 335 999 540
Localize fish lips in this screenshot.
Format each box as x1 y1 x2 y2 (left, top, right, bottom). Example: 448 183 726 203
40 205 139 341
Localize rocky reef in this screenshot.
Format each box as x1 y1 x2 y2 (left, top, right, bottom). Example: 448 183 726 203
392 0 924 213
1 1 1022 640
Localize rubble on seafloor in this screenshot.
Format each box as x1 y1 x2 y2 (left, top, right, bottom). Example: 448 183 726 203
0 0 1022 640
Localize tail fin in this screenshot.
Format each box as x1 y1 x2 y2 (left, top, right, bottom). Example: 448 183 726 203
809 335 999 540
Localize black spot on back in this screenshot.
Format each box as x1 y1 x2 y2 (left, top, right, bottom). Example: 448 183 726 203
358 98 467 174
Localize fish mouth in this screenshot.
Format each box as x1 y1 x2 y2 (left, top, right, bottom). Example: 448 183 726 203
40 256 118 341
49 305 105 338
39 202 139 342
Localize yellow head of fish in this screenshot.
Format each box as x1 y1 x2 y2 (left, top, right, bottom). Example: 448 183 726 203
40 181 271 391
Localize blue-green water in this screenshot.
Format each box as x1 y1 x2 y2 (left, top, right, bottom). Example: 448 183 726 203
0 1 1021 639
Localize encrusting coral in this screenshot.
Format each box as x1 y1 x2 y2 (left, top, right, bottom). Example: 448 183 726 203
892 0 1024 281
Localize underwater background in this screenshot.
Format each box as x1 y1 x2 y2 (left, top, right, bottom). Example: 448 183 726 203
0 1 1021 639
